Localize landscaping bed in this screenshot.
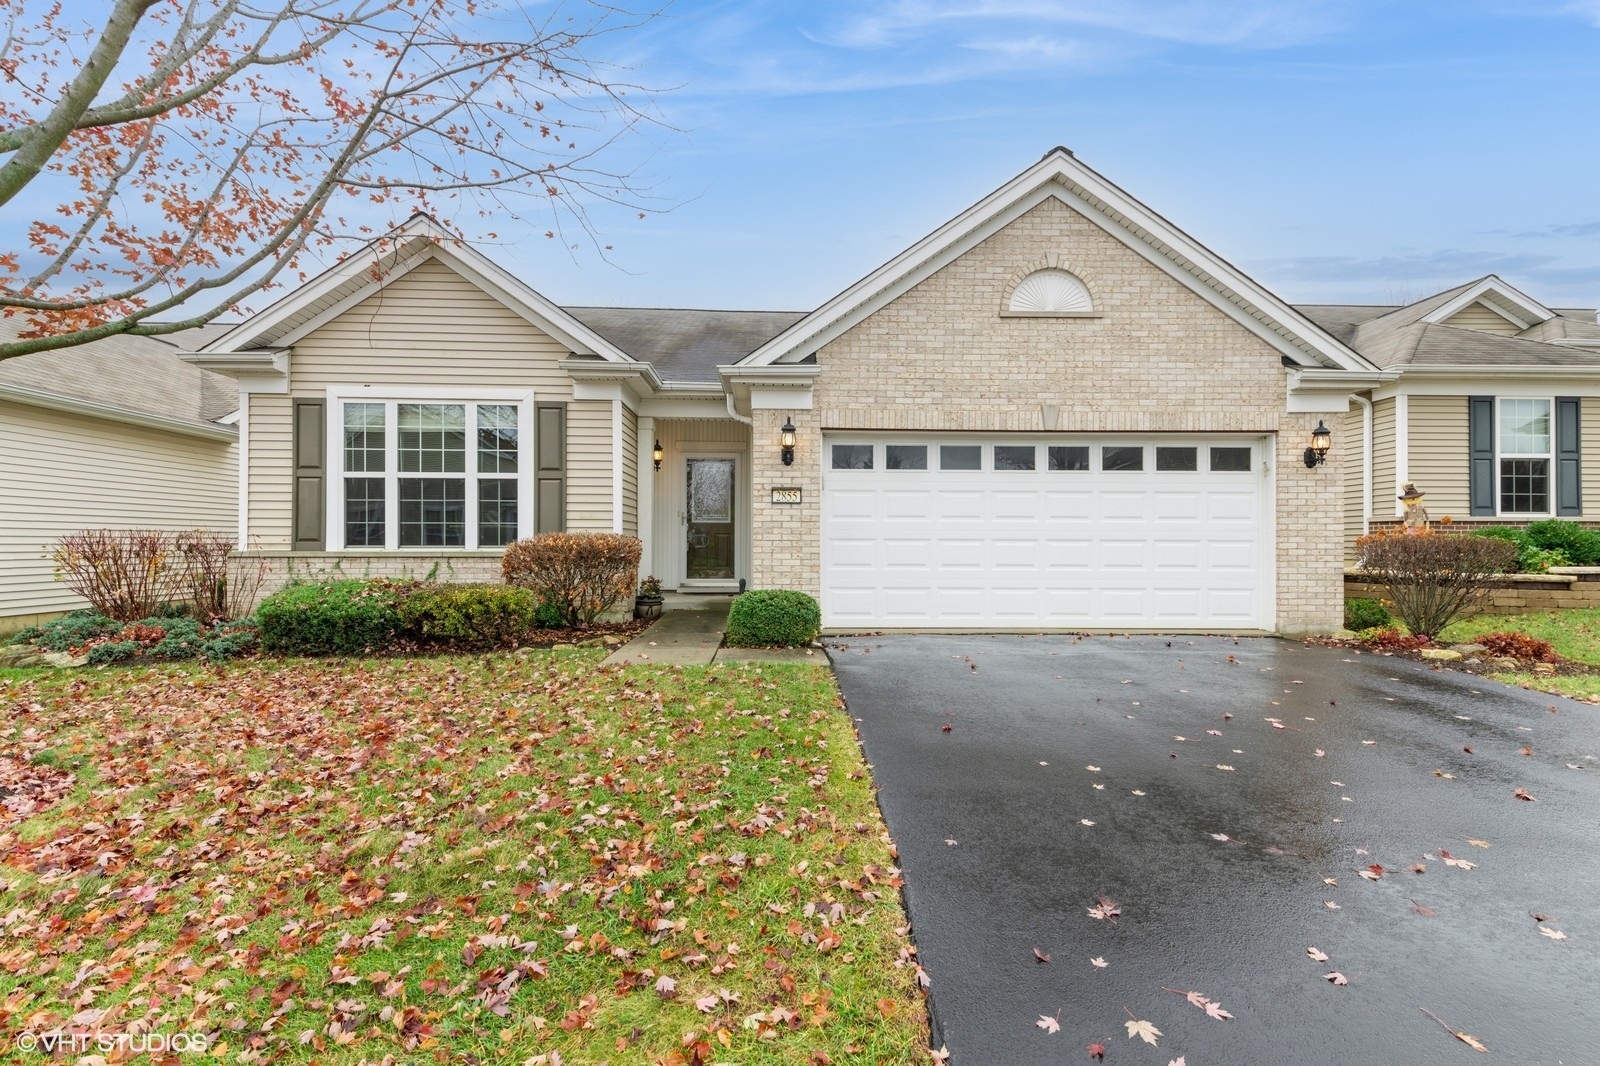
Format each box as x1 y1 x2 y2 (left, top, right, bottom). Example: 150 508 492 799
0 651 928 1063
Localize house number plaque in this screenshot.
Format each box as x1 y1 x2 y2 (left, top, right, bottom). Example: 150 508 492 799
771 487 803 505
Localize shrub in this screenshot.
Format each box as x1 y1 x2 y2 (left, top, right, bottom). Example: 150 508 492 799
1344 597 1391 631
397 584 543 649
10 610 122 651
1477 631 1559 663
534 600 566 629
1354 528 1518 639
1363 627 1431 652
502 533 642 627
725 590 821 648
256 579 409 656
48 528 259 621
1524 519 1600 566
1520 547 1571 574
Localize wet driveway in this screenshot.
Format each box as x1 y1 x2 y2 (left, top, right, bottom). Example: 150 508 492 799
828 635 1600 1065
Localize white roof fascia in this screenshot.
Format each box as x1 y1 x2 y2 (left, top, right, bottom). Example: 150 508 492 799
1288 367 1399 391
207 217 637 364
559 357 662 400
1391 363 1600 379
0 383 239 442
1421 275 1554 328
739 151 1374 374
181 349 289 376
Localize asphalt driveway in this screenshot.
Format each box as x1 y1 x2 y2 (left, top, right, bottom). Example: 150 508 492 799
829 635 1600 1065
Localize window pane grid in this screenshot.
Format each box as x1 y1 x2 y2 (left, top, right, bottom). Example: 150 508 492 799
1500 458 1549 514
399 403 466 473
478 479 518 547
478 404 519 473
1499 399 1551 456
399 478 465 547
343 403 385 473
344 477 385 546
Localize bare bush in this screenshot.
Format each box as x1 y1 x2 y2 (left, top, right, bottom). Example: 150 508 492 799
50 529 255 621
502 533 641 626
1354 529 1518 639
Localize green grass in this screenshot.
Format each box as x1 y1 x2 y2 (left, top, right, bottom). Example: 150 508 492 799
1442 607 1600 666
0 652 928 1063
1485 670 1600 702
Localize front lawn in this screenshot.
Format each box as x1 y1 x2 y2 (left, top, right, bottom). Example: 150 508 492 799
0 652 927 1063
1442 607 1600 701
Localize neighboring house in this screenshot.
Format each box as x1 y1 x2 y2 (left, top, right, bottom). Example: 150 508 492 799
1293 279 1600 558
189 148 1474 635
0 323 239 633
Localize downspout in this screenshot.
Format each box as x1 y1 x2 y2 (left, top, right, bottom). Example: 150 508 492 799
1352 394 1373 535
724 390 752 425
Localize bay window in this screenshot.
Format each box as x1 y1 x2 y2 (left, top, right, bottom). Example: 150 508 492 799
332 392 530 550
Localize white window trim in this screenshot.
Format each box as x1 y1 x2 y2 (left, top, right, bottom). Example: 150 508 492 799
324 386 535 551
1495 395 1555 518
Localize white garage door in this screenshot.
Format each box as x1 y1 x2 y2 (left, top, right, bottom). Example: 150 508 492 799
821 436 1271 630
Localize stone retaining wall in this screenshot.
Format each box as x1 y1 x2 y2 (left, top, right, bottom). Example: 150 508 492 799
1345 567 1600 615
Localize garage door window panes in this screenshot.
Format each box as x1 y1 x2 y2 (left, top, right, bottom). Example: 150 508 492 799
1048 446 1090 471
885 444 927 470
832 444 873 470
1102 445 1143 471
1210 447 1252 472
1156 446 1198 472
995 445 1036 470
941 445 981 470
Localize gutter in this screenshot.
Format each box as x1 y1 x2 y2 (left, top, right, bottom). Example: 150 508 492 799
0 383 239 442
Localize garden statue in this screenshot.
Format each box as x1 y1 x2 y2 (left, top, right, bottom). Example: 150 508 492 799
1399 483 1429 532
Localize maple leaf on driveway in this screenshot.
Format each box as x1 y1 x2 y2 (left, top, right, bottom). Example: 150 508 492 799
1034 947 1052 964
1125 1017 1162 1046
1037 1013 1062 1034
1307 947 1331 962
1325 971 1349 985
1163 986 1233 1020
1087 1038 1108 1060
1087 897 1121 923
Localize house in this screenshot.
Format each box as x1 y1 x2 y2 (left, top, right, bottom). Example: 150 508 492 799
0 323 239 633
1292 279 1600 557
195 147 1558 635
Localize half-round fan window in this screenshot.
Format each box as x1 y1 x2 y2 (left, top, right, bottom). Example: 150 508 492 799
1008 269 1093 314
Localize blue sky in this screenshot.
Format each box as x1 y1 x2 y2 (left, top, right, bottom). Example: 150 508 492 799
474 1 1600 312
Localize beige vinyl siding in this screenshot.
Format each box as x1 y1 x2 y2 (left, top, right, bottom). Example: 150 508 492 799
566 400 613 531
0 399 236 620
1405 396 1470 519
290 258 575 395
247 394 293 547
1371 398 1396 522
621 405 638 537
1584 404 1600 517
1343 408 1365 561
1441 303 1521 336
272 254 627 543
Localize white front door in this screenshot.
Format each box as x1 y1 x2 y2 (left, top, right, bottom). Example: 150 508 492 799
821 435 1272 630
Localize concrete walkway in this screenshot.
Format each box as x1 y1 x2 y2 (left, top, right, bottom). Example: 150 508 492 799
602 595 821 667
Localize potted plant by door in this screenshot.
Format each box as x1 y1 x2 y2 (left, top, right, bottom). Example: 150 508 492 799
634 575 664 619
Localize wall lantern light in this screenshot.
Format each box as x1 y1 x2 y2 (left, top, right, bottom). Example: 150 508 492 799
652 439 664 471
1304 420 1332 468
780 417 797 467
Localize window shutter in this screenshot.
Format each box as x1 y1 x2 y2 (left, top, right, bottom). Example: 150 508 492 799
1468 396 1495 516
536 402 566 533
292 399 326 550
1556 396 1582 516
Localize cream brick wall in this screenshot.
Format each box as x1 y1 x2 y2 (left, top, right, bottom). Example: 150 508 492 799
750 196 1345 632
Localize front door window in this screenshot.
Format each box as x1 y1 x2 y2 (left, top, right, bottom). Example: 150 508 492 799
686 458 736 579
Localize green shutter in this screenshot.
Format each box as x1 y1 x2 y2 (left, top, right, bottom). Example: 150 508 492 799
1468 396 1495 517
1556 396 1582 516
292 399 326 550
536 402 566 533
